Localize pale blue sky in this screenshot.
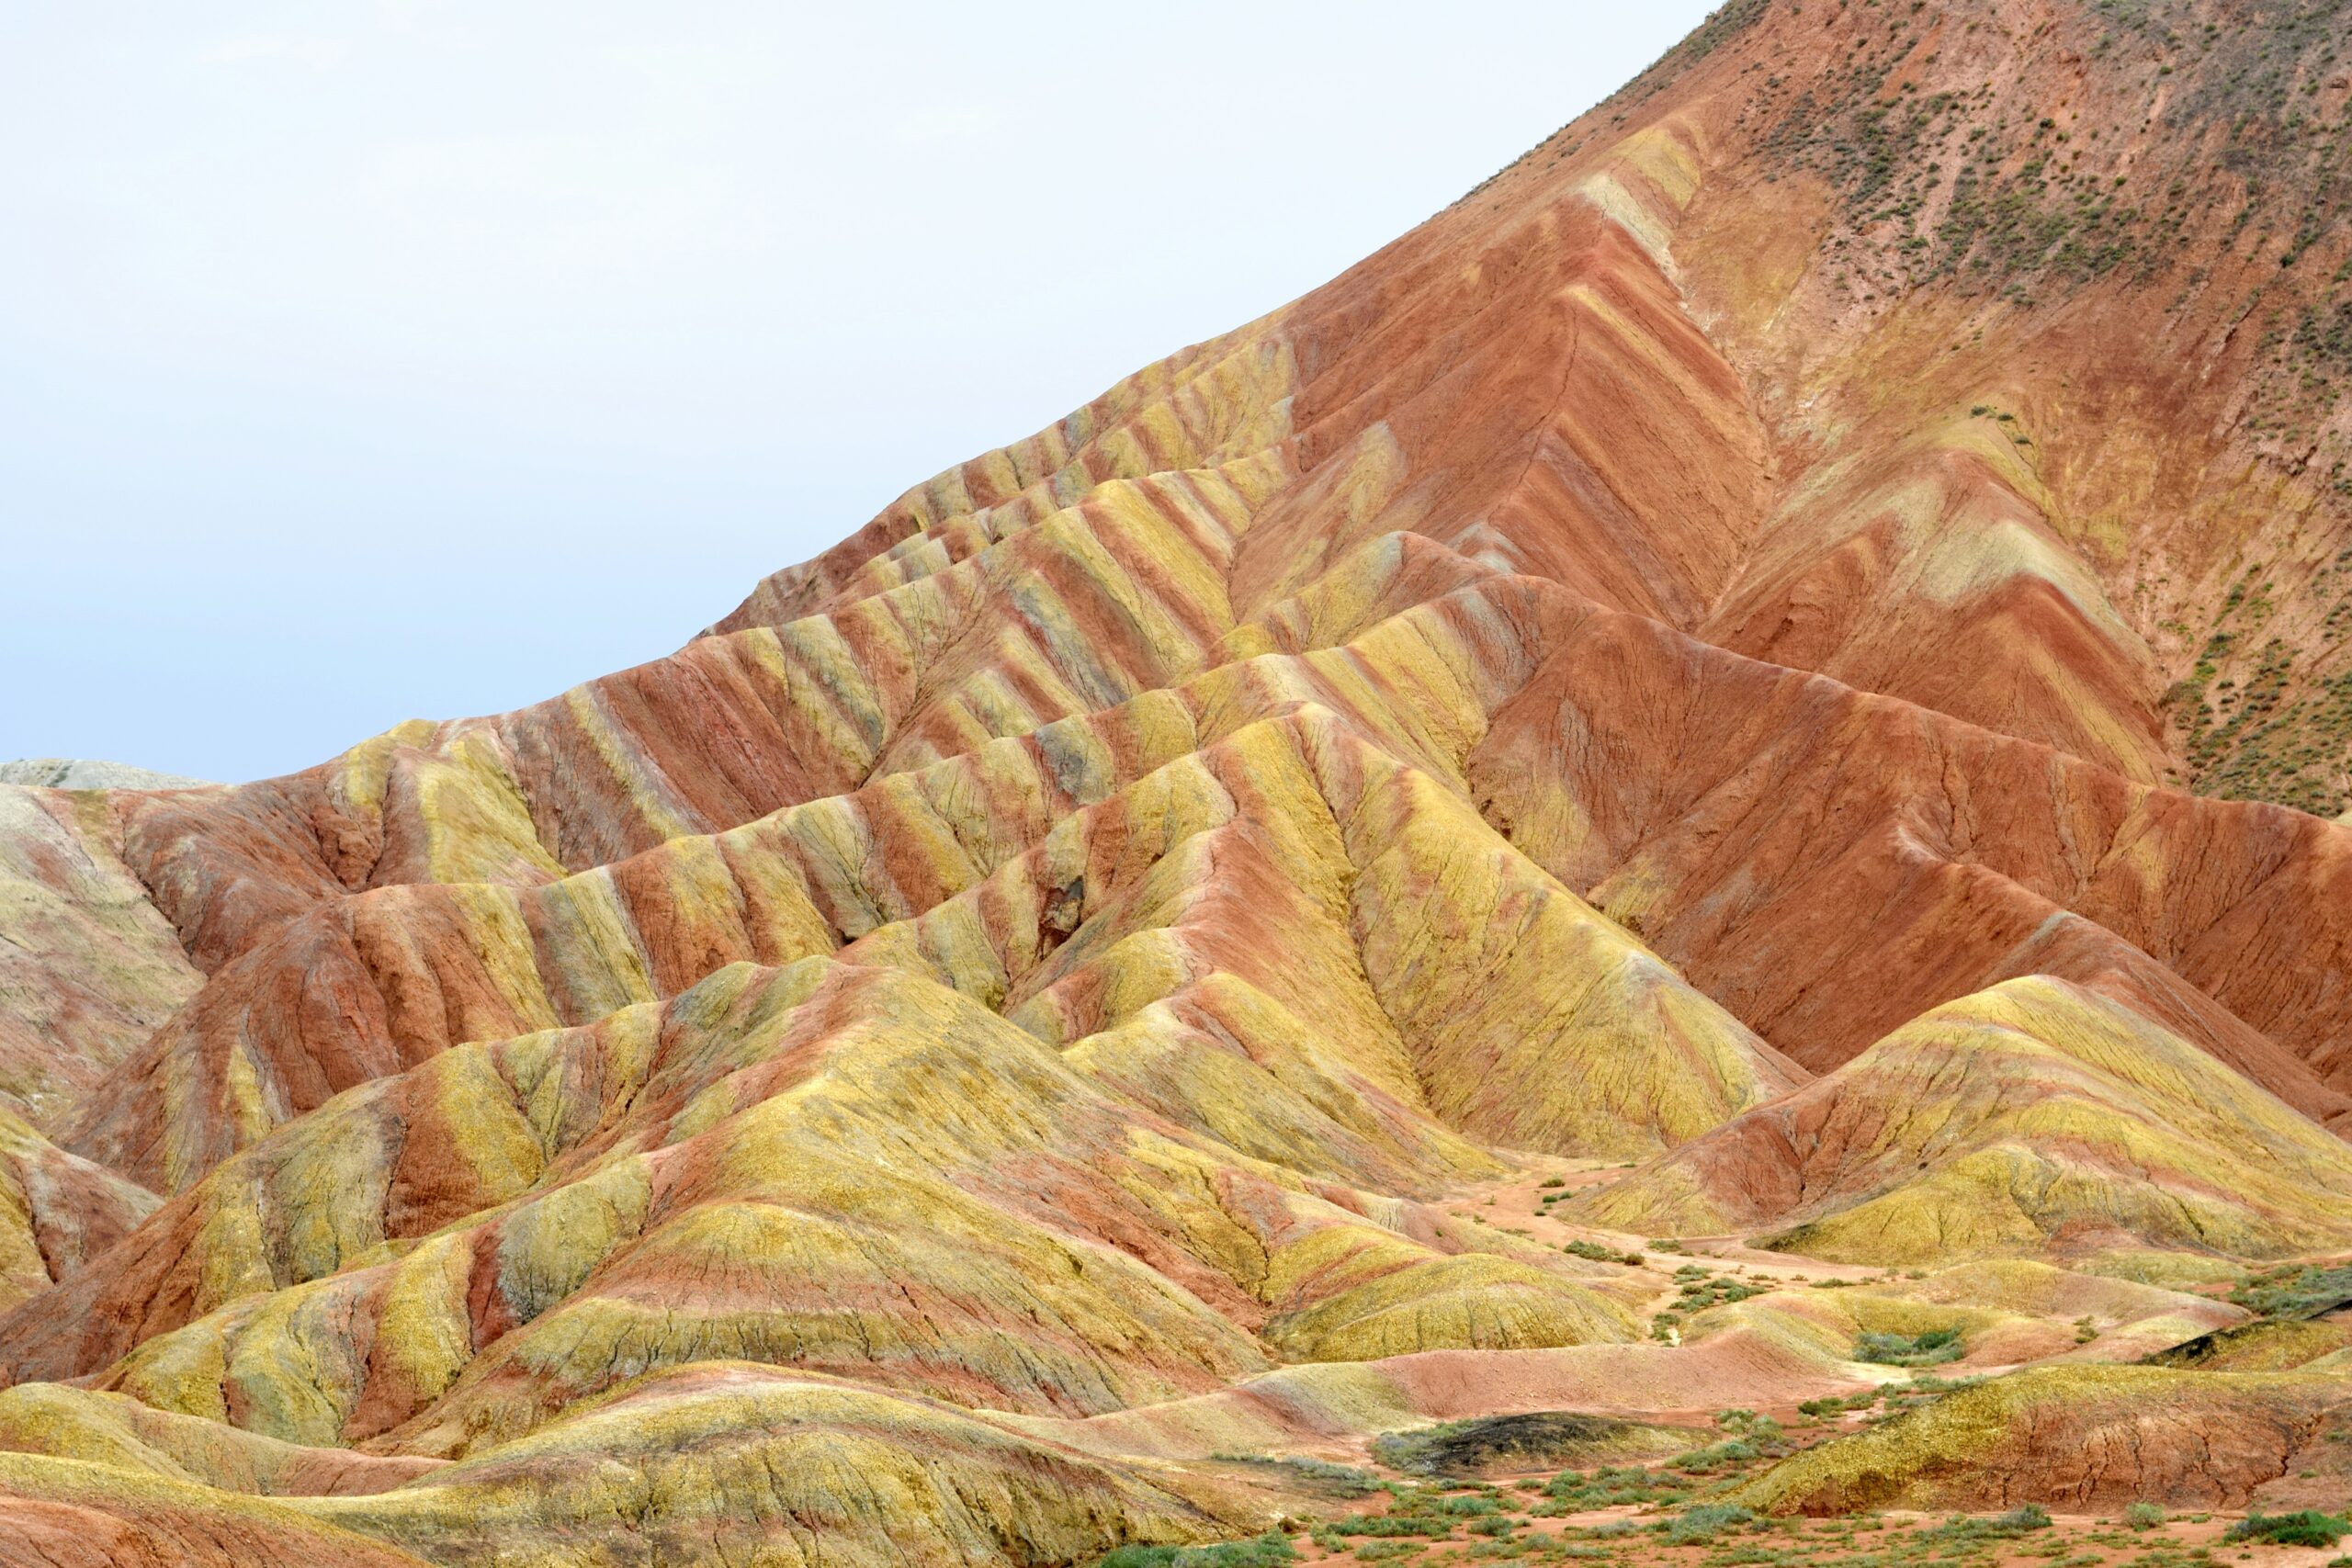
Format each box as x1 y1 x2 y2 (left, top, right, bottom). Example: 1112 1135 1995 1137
3 2 1713 783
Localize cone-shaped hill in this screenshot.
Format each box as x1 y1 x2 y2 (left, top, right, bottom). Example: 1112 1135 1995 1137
1571 976 2352 1264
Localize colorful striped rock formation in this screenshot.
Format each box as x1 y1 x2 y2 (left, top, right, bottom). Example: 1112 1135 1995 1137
9 0 2352 1560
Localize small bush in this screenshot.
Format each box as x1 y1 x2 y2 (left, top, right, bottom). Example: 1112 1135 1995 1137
1855 1327 1965 1366
1990 1504 2052 1532
1667 1439 1758 1472
2122 1501 2165 1530
1433 1496 1502 1517
1662 1505 1756 1545
1097 1534 1297 1568
1099 1549 1177 1568
1325 1517 1453 1540
2230 1264 2352 1319
2227 1511 2351 1547
1563 1239 1632 1266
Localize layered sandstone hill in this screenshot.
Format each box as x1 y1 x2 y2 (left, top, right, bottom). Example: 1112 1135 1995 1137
6 0 2352 1561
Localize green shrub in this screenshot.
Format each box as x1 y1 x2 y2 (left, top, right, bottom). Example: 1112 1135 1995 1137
1855 1327 1965 1366
2227 1511 2350 1547
1661 1505 1757 1545
2122 1502 2165 1530
1542 1465 1689 1510
1328 1517 1454 1540
1991 1504 2052 1532
1096 1534 1298 1568
2230 1264 2352 1319
1667 1439 1758 1472
1564 1239 1640 1266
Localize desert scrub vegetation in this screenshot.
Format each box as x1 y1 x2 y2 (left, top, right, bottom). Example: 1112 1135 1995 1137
1535 1465 1696 1514
1854 1325 1965 1367
1561 1238 1645 1267
1099 1532 1297 1568
1660 1503 1757 1545
2226 1508 2349 1546
1210 1453 1383 1496
1134 1434 2298 1568
2158 557 2352 817
2230 1261 2352 1319
1373 1414 1689 1480
1651 1264 1766 1341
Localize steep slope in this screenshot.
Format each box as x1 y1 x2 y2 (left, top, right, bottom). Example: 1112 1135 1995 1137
0 785 200 1123
0 1108 157 1312
1652 0 2352 811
